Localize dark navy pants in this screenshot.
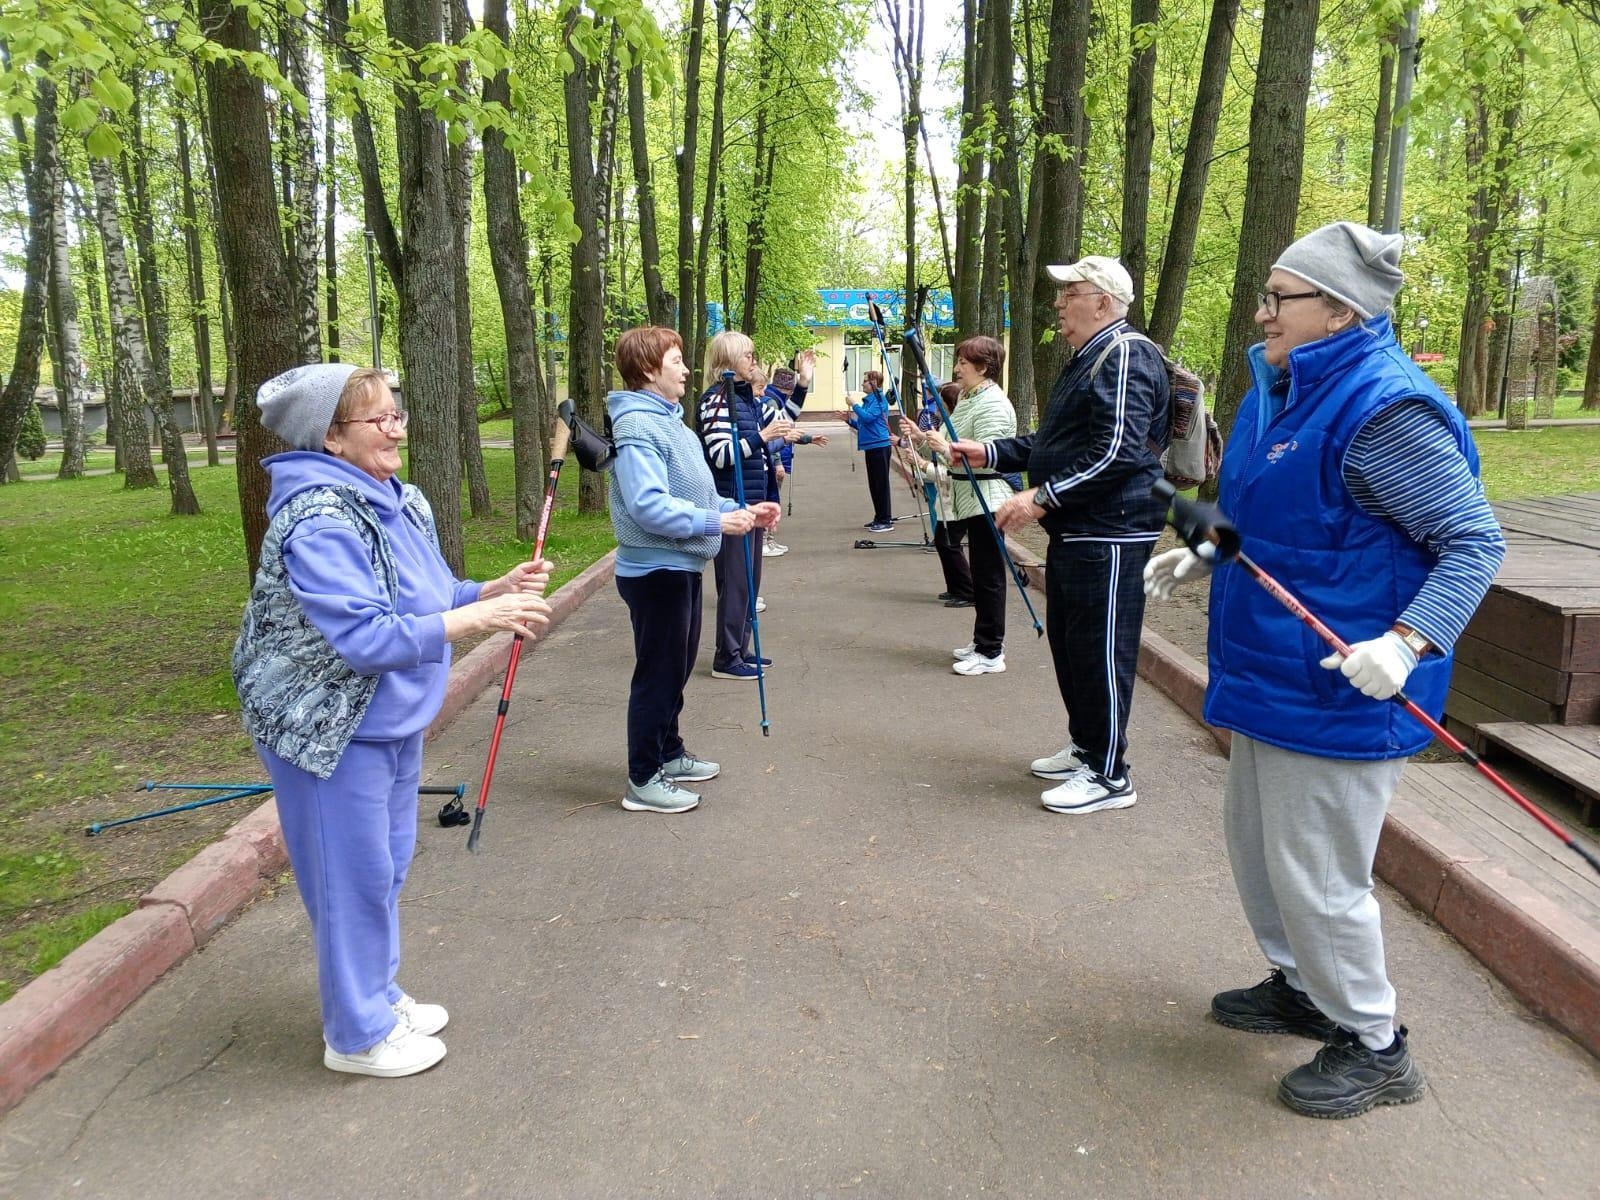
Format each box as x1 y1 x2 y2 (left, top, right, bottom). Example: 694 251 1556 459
617 567 704 784
711 530 763 670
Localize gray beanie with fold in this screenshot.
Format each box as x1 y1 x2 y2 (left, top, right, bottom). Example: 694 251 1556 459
1272 221 1404 319
256 363 360 450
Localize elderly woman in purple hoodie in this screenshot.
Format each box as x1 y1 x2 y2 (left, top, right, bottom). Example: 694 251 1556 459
233 364 552 1079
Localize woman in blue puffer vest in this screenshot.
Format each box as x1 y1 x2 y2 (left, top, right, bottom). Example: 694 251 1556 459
1144 223 1504 1119
234 364 552 1079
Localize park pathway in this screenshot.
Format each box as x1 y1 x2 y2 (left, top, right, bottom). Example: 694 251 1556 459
1 431 1596 1198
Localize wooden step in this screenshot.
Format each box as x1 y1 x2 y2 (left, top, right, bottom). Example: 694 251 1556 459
1475 722 1600 826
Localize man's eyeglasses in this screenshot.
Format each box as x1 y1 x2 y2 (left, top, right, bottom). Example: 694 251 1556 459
1058 288 1106 304
1257 289 1324 319
339 409 409 434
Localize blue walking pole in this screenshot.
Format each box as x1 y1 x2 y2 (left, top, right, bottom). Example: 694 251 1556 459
86 786 272 836
902 323 1044 637
720 370 772 736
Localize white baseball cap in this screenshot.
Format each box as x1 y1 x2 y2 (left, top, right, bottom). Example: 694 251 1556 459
1045 255 1135 305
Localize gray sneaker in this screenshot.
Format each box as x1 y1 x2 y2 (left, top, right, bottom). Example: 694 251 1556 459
622 770 700 813
662 752 720 782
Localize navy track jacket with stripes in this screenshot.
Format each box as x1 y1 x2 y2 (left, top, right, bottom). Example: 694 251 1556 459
986 319 1171 540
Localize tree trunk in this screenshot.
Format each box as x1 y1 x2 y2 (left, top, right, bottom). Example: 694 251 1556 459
953 0 990 342
328 0 405 292
385 0 466 571
901 0 925 408
991 0 1032 424
564 3 609 514
594 21 623 389
677 0 708 363
201 0 301 574
1455 95 1492 414
1213 0 1321 442
325 75 341 364
195 80 241 426
176 112 220 467
86 150 160 491
483 0 547 540
128 98 202 513
1120 0 1158 331
978 0 1004 337
1581 270 1600 411
1148 0 1238 348
280 13 322 361
692 0 732 399
46 118 88 479
740 1 777 337
0 77 57 478
1366 23 1398 229
628 62 673 327
448 0 490 519
1028 0 1092 412
71 180 114 460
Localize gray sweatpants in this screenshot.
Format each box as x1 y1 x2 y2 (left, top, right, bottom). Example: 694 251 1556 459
1223 734 1408 1050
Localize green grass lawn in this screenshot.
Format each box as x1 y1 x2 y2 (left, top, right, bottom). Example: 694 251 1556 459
0 449 613 1001
1471 424 1600 500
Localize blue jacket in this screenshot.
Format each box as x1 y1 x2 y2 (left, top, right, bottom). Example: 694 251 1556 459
233 453 477 775
1203 317 1476 760
608 388 734 576
848 390 891 450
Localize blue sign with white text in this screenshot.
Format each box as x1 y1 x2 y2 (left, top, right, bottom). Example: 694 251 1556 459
810 289 959 329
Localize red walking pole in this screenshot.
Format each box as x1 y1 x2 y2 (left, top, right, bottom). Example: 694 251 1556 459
1155 480 1600 879
465 403 575 853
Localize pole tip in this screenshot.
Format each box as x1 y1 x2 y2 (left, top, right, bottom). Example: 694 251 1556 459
85 825 99 837
465 810 485 854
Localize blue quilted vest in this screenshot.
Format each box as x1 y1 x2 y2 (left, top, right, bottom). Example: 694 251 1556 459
1203 316 1477 760
703 380 771 503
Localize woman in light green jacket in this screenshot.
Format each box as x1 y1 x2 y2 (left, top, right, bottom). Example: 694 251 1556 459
908 335 1016 675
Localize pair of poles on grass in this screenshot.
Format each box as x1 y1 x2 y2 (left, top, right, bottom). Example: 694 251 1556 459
87 781 467 836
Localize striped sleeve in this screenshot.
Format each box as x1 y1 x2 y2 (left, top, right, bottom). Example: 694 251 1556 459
1344 399 1506 653
698 390 760 472
1033 338 1163 510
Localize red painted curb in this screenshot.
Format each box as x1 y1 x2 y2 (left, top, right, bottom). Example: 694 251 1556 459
0 904 194 1114
0 548 618 1116
1133 624 1600 1059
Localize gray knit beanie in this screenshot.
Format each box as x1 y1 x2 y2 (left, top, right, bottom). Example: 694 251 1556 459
1272 222 1404 319
256 363 360 450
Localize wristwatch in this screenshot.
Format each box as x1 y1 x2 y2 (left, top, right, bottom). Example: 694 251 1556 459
1391 622 1433 659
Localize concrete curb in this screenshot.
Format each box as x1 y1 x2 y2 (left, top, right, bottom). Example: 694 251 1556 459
1122 601 1600 1060
0 548 619 1116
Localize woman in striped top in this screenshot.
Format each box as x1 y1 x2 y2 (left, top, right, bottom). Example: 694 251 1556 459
1145 221 1503 1120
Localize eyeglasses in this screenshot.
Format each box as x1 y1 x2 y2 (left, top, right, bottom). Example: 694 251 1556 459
339 409 409 434
1057 288 1106 304
1257 289 1324 319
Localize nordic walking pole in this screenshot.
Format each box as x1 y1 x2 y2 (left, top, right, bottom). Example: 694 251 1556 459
466 400 574 853
902 322 1044 636
1155 480 1600 878
87 786 271 836
721 370 771 736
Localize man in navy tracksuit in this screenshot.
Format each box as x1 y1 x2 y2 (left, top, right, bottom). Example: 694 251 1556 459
950 256 1169 814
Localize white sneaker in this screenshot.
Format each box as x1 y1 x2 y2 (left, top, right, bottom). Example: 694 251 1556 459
1041 771 1137 814
393 992 448 1036
1031 744 1086 780
952 652 1005 676
324 1023 446 1078
755 596 767 613
761 541 788 557
953 642 977 660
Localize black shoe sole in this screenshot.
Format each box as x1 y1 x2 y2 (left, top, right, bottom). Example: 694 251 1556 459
1210 1007 1337 1041
1277 1064 1427 1120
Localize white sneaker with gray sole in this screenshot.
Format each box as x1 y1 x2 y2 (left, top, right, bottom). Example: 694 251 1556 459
392 992 448 1036
1041 771 1137 814
952 652 1005 676
1031 744 1087 780
662 752 720 782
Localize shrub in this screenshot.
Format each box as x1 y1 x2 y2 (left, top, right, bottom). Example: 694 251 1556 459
16 402 46 460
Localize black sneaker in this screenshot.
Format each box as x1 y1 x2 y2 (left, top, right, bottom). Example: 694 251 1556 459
943 597 974 608
937 591 955 601
1277 1026 1427 1119
1211 969 1337 1040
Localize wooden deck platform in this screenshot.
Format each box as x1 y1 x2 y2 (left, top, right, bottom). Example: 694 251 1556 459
1446 493 1600 730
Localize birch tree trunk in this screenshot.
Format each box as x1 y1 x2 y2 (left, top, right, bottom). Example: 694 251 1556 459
87 150 161 491
45 117 88 479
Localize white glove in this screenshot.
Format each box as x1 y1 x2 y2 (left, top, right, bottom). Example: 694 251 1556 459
1142 544 1215 602
1319 631 1418 700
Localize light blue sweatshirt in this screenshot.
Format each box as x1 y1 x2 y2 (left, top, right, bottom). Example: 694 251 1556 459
265 451 481 740
608 388 740 578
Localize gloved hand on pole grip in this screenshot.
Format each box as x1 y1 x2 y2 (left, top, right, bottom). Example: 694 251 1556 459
1143 544 1215 602
1319 631 1418 700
